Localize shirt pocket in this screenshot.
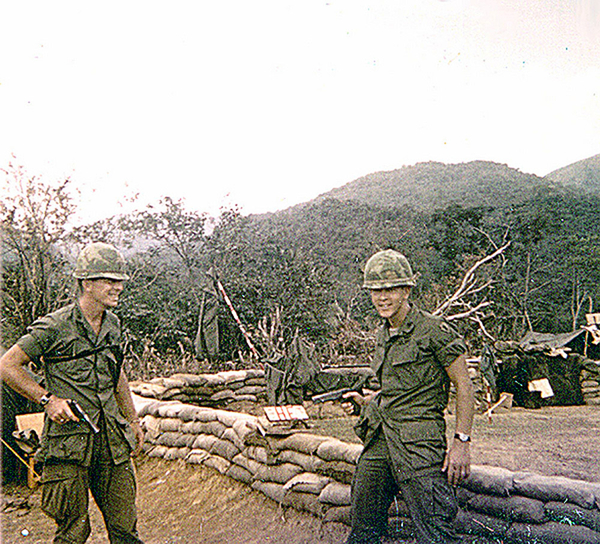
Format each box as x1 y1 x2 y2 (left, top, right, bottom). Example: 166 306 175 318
386 339 429 391
46 337 95 384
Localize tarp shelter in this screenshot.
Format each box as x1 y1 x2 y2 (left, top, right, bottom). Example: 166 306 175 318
518 329 600 359
494 329 600 408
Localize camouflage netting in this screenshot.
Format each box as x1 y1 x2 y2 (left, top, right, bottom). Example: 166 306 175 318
134 395 600 544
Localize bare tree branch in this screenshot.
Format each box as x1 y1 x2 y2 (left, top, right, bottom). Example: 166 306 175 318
433 241 511 317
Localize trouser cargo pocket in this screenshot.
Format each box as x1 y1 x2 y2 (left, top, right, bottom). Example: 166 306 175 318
41 463 87 523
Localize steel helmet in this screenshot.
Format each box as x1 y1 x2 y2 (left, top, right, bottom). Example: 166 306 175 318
73 242 129 281
362 249 417 289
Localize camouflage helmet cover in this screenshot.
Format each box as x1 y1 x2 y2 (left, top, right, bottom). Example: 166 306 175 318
362 249 417 289
73 242 129 281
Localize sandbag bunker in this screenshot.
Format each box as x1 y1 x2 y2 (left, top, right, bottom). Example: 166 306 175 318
136 396 600 544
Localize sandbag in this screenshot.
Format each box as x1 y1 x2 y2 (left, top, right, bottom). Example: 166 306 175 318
204 454 231 474
283 472 331 494
319 482 351 506
186 450 210 464
164 447 188 460
222 427 245 450
177 405 206 421
203 421 227 438
506 521 600 544
170 373 210 386
466 493 547 524
316 439 363 464
232 453 263 476
180 421 207 435
274 433 331 455
545 501 600 532
192 409 218 423
232 419 263 445
454 508 510 538
210 438 240 461
226 464 253 485
283 490 324 516
192 434 218 451
236 385 264 396
157 403 187 418
462 466 516 497
158 417 181 432
322 506 351 525
244 446 271 465
146 445 167 458
277 449 323 473
251 481 286 503
157 432 184 447
211 390 235 402
315 460 356 485
255 462 303 484
513 473 599 510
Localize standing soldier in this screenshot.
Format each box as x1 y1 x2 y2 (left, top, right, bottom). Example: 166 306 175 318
0 242 145 544
343 249 475 544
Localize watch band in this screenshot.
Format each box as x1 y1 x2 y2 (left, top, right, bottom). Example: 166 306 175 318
454 432 471 443
39 393 52 406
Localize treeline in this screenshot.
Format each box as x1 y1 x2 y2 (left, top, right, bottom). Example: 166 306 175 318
2 160 600 378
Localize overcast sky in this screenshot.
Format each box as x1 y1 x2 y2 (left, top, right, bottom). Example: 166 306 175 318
1 0 599 222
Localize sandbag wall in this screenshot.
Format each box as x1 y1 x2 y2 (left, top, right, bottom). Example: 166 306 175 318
580 366 600 405
130 369 267 406
136 398 600 544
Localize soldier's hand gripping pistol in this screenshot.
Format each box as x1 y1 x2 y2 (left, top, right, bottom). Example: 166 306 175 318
311 375 369 415
67 400 100 433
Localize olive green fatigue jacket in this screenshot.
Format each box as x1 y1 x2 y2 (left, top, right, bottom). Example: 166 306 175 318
17 302 136 466
355 307 467 480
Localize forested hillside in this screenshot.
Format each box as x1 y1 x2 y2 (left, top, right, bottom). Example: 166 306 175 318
545 153 600 194
312 161 561 212
2 155 600 376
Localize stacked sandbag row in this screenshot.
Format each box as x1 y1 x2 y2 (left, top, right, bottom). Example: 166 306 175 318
580 367 600 405
130 369 267 407
137 398 362 523
456 466 600 544
136 398 600 543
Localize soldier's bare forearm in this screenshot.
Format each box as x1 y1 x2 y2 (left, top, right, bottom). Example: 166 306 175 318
0 345 47 404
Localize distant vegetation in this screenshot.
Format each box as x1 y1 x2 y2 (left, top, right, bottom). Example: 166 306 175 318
2 154 600 378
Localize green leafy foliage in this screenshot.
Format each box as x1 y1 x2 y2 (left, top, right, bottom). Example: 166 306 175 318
3 157 600 376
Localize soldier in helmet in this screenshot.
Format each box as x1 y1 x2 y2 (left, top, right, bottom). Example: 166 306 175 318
0 242 145 543
342 249 474 544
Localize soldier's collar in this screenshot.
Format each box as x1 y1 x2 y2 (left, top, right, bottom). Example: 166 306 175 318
384 307 416 337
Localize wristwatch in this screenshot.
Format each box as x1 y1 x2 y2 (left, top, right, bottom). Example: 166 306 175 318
39 393 52 407
454 432 471 443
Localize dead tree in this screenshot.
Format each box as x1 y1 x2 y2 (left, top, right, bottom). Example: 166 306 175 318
433 242 511 341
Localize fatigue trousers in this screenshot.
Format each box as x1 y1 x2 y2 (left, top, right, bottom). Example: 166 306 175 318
345 431 462 544
41 423 143 544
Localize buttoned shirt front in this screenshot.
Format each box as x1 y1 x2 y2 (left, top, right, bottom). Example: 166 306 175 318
355 306 467 479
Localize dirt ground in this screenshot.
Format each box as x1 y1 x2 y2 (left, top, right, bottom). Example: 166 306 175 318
2 404 599 544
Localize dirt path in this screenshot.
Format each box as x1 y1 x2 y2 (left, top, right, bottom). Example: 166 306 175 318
2 405 599 543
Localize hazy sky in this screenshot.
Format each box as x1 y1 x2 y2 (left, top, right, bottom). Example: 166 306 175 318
1 0 599 221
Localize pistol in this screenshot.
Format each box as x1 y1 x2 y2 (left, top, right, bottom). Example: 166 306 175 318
68 400 100 433
311 376 369 415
